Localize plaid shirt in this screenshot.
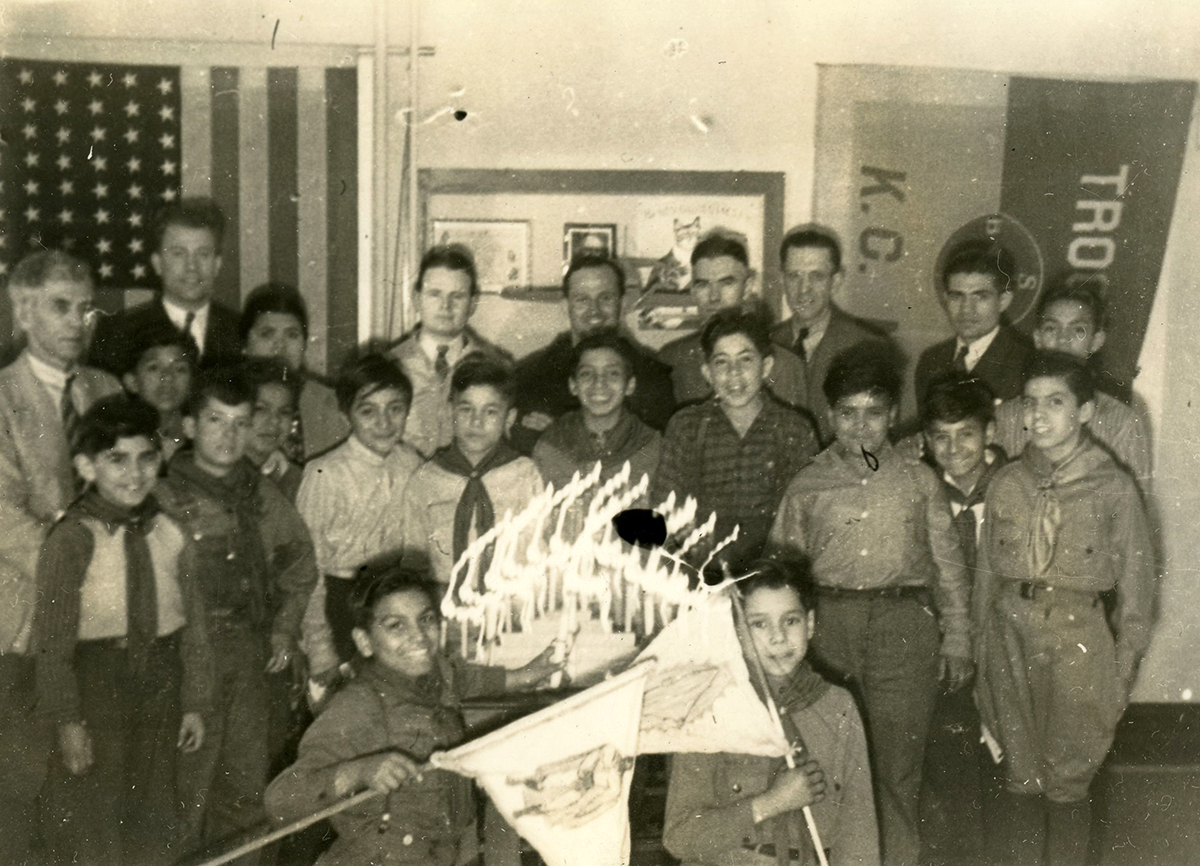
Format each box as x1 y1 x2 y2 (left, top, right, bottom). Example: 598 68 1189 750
768 443 971 659
651 397 818 571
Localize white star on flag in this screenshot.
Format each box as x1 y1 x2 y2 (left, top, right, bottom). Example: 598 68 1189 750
122 72 137 88
123 128 139 144
52 70 67 86
127 156 141 173
56 154 72 170
88 99 103 115
95 209 110 225
87 70 103 87
132 263 147 278
92 156 108 172
158 105 175 122
128 184 143 200
157 78 173 95
93 182 109 198
99 263 114 278
159 132 176 149
124 100 140 118
18 69 33 84
161 160 177 176
58 180 75 195
54 99 68 115
56 127 70 144
58 209 74 225
23 180 39 195
24 206 39 223
22 124 36 140
21 97 36 112
128 212 144 227
90 126 106 142
24 152 39 168
96 238 112 254
128 237 143 253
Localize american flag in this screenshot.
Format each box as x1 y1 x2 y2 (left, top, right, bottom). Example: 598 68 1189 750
0 58 361 376
0 59 182 287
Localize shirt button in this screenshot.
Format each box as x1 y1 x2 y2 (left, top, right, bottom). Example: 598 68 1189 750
860 478 868 486
860 549 869 557
860 510 869 519
193 533 203 541
402 834 414 846
226 551 236 560
731 783 742 793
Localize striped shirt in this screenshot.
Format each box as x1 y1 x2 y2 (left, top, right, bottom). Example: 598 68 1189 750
651 397 818 571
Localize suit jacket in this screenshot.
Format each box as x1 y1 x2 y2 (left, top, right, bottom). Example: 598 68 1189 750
89 297 243 375
0 353 121 653
914 322 1035 409
772 305 892 444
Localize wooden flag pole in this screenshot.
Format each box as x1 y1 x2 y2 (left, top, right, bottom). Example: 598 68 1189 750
730 588 831 866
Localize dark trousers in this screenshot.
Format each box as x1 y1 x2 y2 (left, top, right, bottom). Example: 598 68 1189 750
178 622 269 861
0 654 50 866
810 592 942 866
42 635 184 866
919 684 998 866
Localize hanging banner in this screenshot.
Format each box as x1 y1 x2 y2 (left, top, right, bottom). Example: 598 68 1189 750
813 65 1195 410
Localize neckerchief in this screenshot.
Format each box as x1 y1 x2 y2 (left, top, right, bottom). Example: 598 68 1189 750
1022 437 1093 577
773 659 830 716
540 409 655 474
169 454 271 619
943 446 1005 570
76 489 161 669
432 441 522 583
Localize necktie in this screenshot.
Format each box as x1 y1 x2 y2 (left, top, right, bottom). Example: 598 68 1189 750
124 516 159 670
951 504 978 570
62 373 80 447
434 344 451 377
180 311 201 358
795 327 810 363
953 343 970 372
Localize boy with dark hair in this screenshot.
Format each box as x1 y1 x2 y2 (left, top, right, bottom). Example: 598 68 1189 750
658 234 807 408
90 197 243 373
914 240 1035 406
402 354 544 588
34 394 212 866
973 351 1155 866
299 352 422 680
664 556 879 866
514 252 675 453
156 366 319 858
388 246 511 458
992 276 1152 493
265 565 559 866
533 328 661 492
652 308 818 574
0 250 121 863
241 356 305 501
769 343 971 866
772 226 893 443
918 373 1006 866
121 321 198 463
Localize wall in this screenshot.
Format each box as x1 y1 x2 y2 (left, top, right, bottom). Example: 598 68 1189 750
4 0 1200 701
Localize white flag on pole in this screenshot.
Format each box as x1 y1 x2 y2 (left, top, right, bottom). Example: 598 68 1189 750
430 665 649 866
636 593 789 757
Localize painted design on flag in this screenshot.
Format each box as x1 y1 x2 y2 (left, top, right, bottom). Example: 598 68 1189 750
0 59 182 286
509 743 636 829
431 665 648 866
635 594 789 757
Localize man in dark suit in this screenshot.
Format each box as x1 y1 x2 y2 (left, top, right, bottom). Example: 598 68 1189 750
512 253 674 454
914 240 1034 409
89 198 242 375
770 227 893 444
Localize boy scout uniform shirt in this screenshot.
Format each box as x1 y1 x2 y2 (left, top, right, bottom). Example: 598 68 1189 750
768 443 971 660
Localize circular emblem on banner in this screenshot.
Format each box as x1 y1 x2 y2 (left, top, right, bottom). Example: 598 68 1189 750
934 214 1044 326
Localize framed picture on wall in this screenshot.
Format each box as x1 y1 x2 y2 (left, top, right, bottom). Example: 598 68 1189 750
563 223 618 270
430 218 531 293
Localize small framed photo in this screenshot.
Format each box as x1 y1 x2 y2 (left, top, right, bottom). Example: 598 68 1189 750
563 223 618 268
430 219 531 293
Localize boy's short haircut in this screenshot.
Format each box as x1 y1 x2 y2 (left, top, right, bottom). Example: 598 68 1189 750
700 307 773 359
8 249 92 293
562 253 626 298
940 239 1016 294
1022 350 1095 405
822 343 902 408
569 328 638 378
417 245 479 297
240 282 310 342
334 352 414 415
122 320 199 377
921 373 997 430
779 227 842 273
185 366 256 418
349 562 440 630
450 352 517 405
690 234 749 269
1036 273 1106 329
241 356 303 405
153 197 226 253
737 556 817 614
73 394 162 458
